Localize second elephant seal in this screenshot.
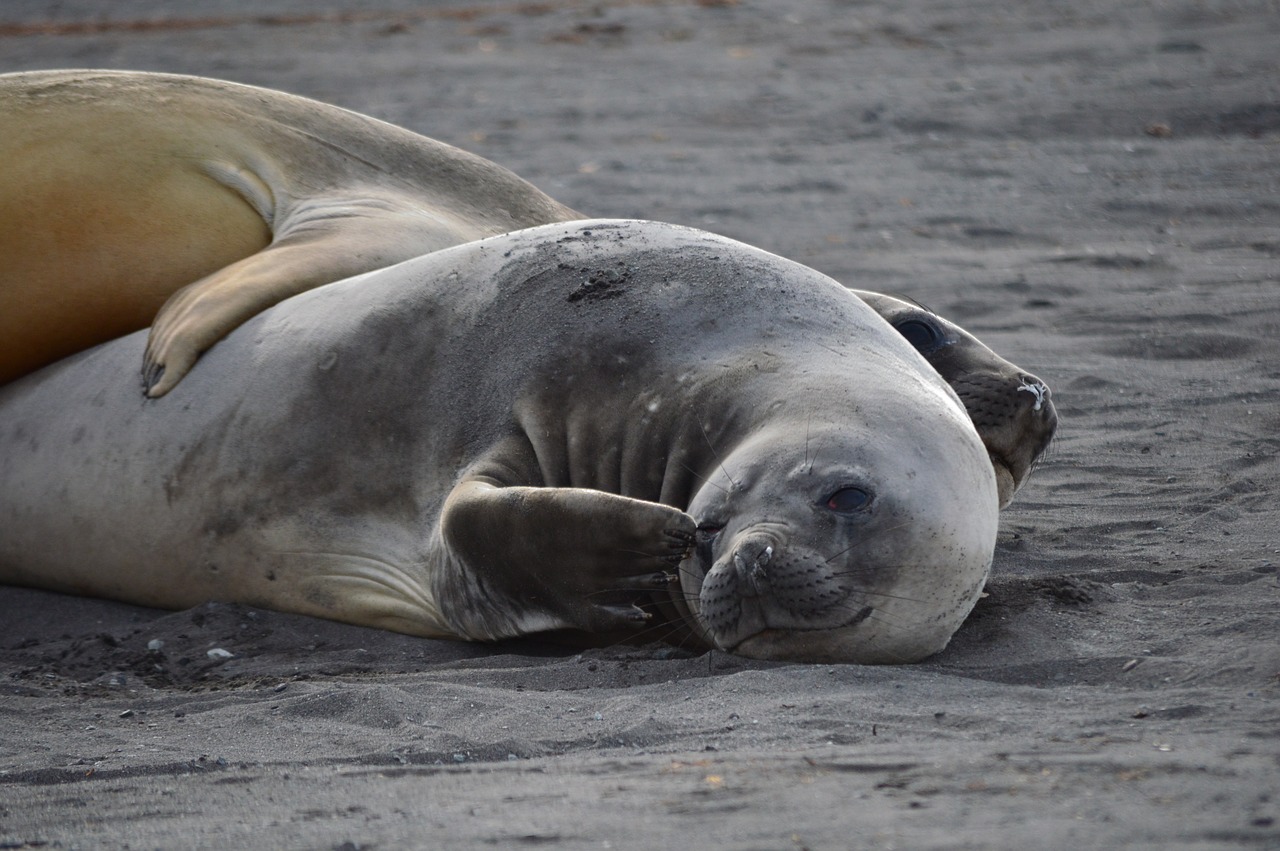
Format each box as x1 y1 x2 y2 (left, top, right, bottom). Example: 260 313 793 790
0 68 578 395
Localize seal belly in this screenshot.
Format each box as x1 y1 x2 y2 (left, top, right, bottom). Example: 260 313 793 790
0 324 456 637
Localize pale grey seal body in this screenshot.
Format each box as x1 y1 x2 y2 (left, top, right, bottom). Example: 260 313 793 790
0 220 999 663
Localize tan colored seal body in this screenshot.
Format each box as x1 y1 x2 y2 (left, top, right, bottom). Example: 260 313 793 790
0 220 999 664
0 69 579 393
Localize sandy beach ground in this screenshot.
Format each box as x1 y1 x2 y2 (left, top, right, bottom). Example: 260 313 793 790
1 1 1278 848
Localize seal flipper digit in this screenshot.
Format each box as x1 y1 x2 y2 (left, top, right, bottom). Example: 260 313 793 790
435 477 696 638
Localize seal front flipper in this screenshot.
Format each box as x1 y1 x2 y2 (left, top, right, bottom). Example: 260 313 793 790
142 201 467 397
435 478 696 640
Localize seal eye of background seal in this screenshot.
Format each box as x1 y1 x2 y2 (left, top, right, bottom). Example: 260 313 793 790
893 317 950 355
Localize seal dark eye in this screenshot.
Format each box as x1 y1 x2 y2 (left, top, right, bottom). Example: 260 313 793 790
825 488 871 513
695 524 724 540
894 318 943 354
695 524 723 564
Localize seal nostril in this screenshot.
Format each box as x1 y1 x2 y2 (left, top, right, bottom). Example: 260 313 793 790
1015 376 1050 413
728 536 778 591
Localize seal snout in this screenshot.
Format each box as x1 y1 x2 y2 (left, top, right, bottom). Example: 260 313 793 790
954 367 1058 506
697 531 778 647
697 527 865 651
1009 370 1058 468
731 537 774 597
1016 371 1058 453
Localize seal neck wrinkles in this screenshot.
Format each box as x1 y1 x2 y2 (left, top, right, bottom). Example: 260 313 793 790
506 381 757 511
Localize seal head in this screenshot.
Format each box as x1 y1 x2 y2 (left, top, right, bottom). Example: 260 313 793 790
855 291 1057 507
678 407 997 664
668 287 1046 661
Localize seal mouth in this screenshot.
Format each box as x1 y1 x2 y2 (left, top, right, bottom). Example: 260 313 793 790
719 604 876 652
689 522 888 653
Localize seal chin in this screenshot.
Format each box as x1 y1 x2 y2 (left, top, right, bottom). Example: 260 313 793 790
719 603 876 653
732 621 953 664
990 455 1018 508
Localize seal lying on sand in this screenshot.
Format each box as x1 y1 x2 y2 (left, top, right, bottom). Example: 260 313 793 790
0 220 999 664
0 70 1055 501
0 68 577 396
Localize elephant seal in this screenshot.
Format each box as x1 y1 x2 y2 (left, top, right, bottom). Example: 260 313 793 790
1 71 1054 502
0 68 579 395
0 220 999 664
853 291 1056 506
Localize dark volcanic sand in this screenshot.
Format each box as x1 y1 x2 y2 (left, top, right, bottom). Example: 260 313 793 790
1 1 1278 848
